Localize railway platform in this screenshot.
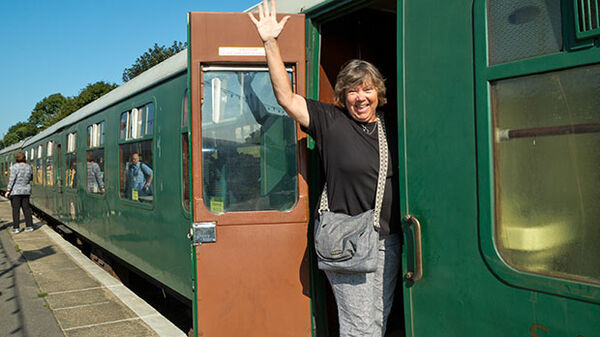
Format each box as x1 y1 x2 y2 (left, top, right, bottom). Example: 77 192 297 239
0 197 186 337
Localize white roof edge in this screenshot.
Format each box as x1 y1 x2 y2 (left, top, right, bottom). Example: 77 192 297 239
23 49 188 148
0 138 30 155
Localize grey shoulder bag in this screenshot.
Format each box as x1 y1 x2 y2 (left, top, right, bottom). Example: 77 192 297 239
314 115 388 273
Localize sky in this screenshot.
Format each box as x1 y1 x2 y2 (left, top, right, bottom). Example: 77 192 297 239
0 0 259 138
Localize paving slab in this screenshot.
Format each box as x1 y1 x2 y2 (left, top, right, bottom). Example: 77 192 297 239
0 196 186 337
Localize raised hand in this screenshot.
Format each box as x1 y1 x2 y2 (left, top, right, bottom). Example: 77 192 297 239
247 0 290 42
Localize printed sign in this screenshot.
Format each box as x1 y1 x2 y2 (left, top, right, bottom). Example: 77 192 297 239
218 47 265 56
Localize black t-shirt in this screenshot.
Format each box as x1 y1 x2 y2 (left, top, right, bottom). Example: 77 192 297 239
302 99 399 236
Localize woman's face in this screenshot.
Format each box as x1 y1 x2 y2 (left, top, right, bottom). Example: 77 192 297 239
345 81 378 123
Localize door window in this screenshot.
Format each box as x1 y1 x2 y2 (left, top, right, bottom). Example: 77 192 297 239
201 66 298 213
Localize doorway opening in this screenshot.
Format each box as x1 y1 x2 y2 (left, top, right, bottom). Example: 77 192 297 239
315 0 403 336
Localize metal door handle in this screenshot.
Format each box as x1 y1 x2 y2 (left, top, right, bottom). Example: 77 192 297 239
403 214 423 283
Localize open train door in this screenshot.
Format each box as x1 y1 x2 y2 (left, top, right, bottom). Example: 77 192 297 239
187 11 310 337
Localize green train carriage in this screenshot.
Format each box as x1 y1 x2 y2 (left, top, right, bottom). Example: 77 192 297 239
2 0 600 336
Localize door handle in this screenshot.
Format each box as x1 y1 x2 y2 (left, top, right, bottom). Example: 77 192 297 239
403 214 423 283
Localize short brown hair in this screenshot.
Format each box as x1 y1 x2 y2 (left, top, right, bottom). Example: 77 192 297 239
333 59 387 108
15 152 26 163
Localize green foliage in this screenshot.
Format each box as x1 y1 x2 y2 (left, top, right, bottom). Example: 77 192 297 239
50 81 118 125
1 121 37 148
28 93 67 130
1 81 116 150
122 41 187 82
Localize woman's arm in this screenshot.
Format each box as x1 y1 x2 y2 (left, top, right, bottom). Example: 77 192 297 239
248 0 309 128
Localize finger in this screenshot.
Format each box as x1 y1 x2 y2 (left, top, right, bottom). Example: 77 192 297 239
263 0 270 17
279 15 290 27
248 12 258 25
270 0 277 16
258 3 264 20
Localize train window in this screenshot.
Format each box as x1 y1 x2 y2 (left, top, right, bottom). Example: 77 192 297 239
66 133 77 189
487 0 562 65
46 141 54 186
87 121 105 148
36 145 43 185
182 89 190 212
492 64 600 285
119 140 153 203
87 121 105 194
86 150 105 194
120 103 154 140
201 66 298 213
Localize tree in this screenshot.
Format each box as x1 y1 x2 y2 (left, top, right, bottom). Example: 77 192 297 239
1 121 37 148
49 81 118 126
122 41 187 82
28 93 67 130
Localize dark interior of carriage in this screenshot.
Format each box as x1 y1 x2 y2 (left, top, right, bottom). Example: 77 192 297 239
317 1 403 336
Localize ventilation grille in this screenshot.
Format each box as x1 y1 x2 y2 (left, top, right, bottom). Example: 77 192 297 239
575 0 600 39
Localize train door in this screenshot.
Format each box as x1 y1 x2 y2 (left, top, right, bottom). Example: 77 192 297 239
400 1 600 337
188 12 311 337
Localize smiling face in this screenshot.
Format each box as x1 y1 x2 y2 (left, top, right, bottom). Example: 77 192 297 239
345 81 379 123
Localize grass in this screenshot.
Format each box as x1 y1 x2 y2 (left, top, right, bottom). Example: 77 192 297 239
37 292 48 298
14 244 21 252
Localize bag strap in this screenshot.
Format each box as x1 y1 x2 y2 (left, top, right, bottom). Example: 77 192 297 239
318 113 389 230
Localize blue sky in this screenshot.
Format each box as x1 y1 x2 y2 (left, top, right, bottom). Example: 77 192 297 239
0 0 258 138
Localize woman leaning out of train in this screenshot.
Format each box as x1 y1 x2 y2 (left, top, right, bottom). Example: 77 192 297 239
249 1 401 336
4 152 34 234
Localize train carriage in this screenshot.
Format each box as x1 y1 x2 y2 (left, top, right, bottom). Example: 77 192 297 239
2 0 600 336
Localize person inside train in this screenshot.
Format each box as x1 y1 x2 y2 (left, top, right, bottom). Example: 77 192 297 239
127 152 152 200
86 152 105 194
5 151 34 233
249 1 401 336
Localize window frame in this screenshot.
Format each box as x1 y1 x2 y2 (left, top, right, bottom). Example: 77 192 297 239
475 0 600 302
65 132 78 191
118 99 156 209
86 120 106 196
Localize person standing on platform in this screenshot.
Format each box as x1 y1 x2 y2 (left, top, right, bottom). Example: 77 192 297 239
4 152 34 233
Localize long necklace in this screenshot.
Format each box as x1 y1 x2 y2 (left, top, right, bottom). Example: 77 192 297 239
360 122 377 135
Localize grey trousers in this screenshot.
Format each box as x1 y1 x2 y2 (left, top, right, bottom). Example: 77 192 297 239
325 234 401 337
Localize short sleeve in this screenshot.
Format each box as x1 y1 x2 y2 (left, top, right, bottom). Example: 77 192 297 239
301 99 341 145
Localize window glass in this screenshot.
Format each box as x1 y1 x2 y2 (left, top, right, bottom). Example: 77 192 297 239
182 90 190 211
46 142 54 186
201 69 297 213
100 121 105 145
86 150 105 194
87 126 93 147
119 140 153 203
487 0 562 65
146 103 154 135
492 64 600 284
120 112 128 140
182 133 190 212
46 157 54 186
65 153 77 189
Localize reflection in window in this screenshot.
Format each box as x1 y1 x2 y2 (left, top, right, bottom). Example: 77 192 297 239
119 140 153 203
46 142 54 186
492 65 600 284
201 69 297 213
182 89 190 212
66 153 77 189
487 0 562 65
120 103 154 140
86 150 105 194
36 145 43 185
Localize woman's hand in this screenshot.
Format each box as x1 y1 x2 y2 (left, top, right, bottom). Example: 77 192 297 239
248 0 290 43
